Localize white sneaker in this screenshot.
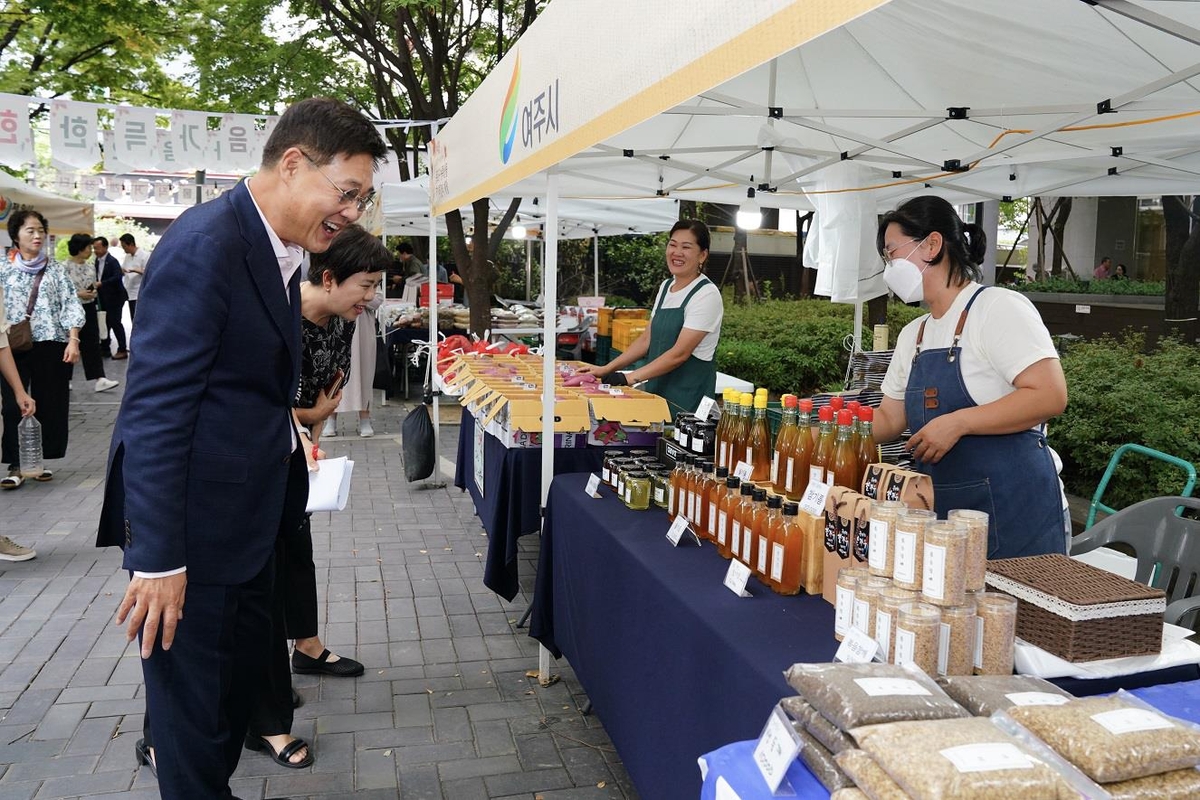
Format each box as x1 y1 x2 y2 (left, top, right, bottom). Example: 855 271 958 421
321 418 337 438
0 535 36 562
95 377 120 393
358 419 374 438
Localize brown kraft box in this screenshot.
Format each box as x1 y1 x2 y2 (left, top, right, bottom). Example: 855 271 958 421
882 468 935 511
822 488 861 603
860 463 895 500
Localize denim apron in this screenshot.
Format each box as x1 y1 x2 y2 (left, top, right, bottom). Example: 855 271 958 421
641 277 718 417
903 286 1064 559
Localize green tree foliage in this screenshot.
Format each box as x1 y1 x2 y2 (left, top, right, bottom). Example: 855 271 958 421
599 233 669 305
998 197 1031 232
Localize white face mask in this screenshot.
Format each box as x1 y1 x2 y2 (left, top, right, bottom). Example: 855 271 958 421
883 236 929 303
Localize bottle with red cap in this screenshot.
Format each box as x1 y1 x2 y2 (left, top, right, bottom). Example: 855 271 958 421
847 399 863 452
810 405 836 488
828 396 845 414
830 408 858 488
787 398 816 501
854 406 877 489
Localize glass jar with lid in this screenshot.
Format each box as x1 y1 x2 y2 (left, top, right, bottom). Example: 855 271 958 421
623 471 651 510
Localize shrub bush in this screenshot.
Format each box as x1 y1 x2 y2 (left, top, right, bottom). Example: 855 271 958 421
717 299 925 395
1050 333 1200 510
1012 276 1165 296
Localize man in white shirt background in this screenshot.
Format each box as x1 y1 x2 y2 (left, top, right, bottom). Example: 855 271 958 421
120 233 148 322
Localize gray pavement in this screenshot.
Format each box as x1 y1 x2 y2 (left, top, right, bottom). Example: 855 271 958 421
0 357 634 800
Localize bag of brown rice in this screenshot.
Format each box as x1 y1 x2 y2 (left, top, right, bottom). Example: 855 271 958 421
783 662 968 732
935 674 1071 717
834 748 908 800
780 695 857 754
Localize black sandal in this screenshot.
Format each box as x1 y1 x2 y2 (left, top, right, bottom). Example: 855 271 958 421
244 734 314 769
135 738 156 777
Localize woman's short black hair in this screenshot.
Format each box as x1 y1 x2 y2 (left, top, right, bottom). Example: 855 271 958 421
877 196 987 286
67 233 93 256
7 210 48 243
308 224 391 284
669 219 711 253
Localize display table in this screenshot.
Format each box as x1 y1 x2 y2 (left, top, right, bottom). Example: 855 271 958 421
453 409 629 601
528 473 838 800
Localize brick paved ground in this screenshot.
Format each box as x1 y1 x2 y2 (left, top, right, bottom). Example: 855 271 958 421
0 357 635 800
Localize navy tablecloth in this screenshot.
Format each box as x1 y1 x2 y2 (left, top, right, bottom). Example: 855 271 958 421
453 408 620 601
529 472 838 800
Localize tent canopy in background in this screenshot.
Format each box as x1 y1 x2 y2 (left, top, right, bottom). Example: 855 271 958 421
0 170 94 238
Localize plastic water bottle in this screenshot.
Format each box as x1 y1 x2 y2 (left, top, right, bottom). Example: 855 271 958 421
18 416 43 479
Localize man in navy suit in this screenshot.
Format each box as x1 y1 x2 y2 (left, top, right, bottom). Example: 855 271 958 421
97 98 387 799
93 237 128 358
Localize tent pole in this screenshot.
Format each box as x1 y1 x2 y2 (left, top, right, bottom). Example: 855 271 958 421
593 231 600 296
525 238 532 301
538 172 560 685
426 123 443 486
853 300 864 354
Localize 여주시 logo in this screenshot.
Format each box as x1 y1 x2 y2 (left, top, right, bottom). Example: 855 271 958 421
499 54 521 164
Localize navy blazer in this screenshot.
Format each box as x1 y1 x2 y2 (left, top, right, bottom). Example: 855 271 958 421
97 181 304 585
96 252 127 310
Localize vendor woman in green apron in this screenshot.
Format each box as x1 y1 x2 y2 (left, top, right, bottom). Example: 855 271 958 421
580 220 723 416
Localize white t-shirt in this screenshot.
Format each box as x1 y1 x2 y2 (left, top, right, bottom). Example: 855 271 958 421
123 249 149 300
882 283 1058 409
651 277 723 361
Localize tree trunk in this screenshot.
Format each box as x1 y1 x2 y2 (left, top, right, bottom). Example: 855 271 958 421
1163 195 1200 343
1050 197 1071 277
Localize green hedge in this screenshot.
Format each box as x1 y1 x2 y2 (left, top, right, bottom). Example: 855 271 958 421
716 299 925 395
1050 334 1200 509
1012 276 1165 296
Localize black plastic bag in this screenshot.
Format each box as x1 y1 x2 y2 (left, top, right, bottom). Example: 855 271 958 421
401 403 435 481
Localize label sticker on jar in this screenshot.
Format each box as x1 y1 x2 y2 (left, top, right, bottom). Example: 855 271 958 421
922 543 947 600
868 519 889 571
938 622 951 675
852 598 870 634
974 616 985 670
875 611 891 658
1006 692 1071 707
1091 708 1175 735
834 585 853 636
940 743 1034 774
852 677 930 697
894 628 915 667
893 530 917 584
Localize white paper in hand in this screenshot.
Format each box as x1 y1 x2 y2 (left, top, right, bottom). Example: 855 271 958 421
305 456 355 512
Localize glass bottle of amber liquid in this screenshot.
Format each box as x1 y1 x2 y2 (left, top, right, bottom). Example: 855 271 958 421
758 494 783 587
771 501 805 595
847 399 862 448
810 405 836 488
771 395 798 495
683 456 699 526
694 461 716 540
743 487 767 571
704 465 728 542
787 398 815 501
715 475 740 558
747 394 772 484
714 388 734 470
831 409 858 488
854 406 877 491
729 392 752 473
730 482 755 564
668 454 690 522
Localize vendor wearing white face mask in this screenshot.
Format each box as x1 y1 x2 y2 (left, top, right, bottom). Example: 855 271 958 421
872 196 1070 559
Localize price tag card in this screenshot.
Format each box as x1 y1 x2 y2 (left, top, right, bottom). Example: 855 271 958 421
835 626 880 664
752 703 802 794
510 376 525 384
666 515 701 547
733 461 754 482
695 395 718 421
723 560 753 598
522 383 537 391
608 388 625 396
798 479 831 517
584 473 602 499
598 383 611 390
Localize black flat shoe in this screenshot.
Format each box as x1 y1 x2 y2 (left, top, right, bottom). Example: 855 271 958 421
291 648 364 677
244 734 314 769
135 738 156 777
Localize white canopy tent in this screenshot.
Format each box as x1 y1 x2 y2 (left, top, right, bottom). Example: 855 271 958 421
0 170 94 238
429 0 1200 675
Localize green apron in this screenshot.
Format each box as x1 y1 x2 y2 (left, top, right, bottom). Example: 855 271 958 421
641 277 718 417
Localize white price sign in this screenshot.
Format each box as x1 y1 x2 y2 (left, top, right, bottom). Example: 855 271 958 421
723 559 753 598
752 704 802 793
666 515 698 547
835 626 879 664
584 473 602 499
798 479 831 517
695 395 718 421
733 461 754 482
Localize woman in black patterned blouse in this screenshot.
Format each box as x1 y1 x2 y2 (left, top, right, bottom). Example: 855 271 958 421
244 224 389 769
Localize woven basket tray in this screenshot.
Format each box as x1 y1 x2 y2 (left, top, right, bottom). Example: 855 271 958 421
985 553 1166 663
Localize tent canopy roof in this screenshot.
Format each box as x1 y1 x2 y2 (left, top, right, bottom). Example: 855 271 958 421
0 171 94 237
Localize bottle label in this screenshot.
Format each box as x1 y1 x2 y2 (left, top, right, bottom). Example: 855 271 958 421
653 487 665 504
868 519 889 571
771 452 780 485
708 502 717 536
826 468 835 486
809 465 824 486
785 459 795 492
667 484 675 515
718 441 728 469
757 535 768 576
746 446 753 466
717 510 728 545
771 542 785 583
731 521 741 557
742 527 753 563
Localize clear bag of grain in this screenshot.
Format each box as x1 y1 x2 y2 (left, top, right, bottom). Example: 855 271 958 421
974 592 1017 675
851 717 1078 799
783 662 968 732
893 509 937 592
937 599 977 677
947 508 990 592
781 695 857 755
894 602 941 676
935 675 1070 717
834 749 910 800
1104 766 1200 800
922 521 969 607
1004 693 1200 784
867 500 906 578
796 725 854 792
874 586 919 664
830 789 870 800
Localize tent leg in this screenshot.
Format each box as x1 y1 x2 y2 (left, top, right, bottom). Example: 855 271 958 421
538 172 560 686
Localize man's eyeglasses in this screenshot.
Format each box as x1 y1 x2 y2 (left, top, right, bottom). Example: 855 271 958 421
300 150 376 213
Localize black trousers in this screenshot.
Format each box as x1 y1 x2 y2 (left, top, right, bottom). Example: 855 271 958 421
78 302 106 381
128 299 137 320
1 341 71 470
284 514 319 640
101 298 128 353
